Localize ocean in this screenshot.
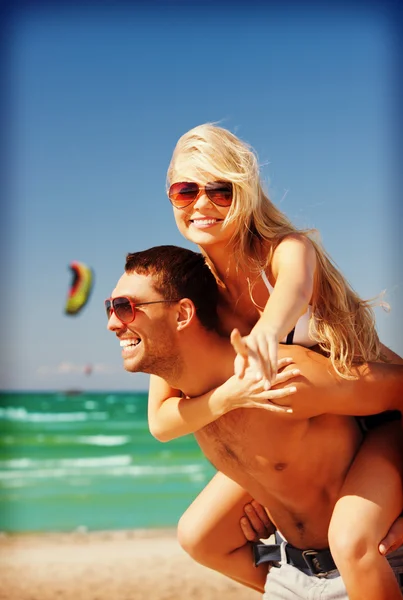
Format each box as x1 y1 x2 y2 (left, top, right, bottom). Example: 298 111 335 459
0 391 216 533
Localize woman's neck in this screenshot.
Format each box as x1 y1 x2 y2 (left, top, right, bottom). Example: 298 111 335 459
199 241 252 284
199 241 266 293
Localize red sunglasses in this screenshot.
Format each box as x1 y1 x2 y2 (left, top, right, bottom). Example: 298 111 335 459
105 296 180 324
168 181 233 209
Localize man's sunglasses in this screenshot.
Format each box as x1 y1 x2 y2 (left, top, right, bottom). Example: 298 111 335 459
105 296 180 324
168 181 233 209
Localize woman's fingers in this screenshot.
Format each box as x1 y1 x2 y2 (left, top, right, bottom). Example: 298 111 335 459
234 353 248 378
267 340 278 387
273 368 300 385
253 334 271 383
251 385 297 413
277 357 294 369
244 336 268 382
230 329 248 356
234 332 283 388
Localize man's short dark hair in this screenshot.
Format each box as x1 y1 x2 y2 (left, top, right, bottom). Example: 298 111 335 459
125 245 219 332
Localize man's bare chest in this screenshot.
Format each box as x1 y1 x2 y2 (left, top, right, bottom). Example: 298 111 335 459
194 411 359 503
195 409 308 477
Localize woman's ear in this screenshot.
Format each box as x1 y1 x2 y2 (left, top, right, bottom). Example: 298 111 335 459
176 298 196 331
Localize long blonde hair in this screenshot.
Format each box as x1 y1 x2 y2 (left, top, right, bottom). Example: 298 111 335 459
167 123 385 377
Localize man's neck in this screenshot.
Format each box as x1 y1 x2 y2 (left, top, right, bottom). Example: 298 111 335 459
165 330 234 398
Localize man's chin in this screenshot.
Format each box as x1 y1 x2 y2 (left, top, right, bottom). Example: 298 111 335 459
123 357 142 373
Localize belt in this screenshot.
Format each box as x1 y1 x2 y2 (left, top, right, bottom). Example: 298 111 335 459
253 541 338 577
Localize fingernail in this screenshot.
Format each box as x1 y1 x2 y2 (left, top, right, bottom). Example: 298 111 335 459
286 409 293 413
379 544 386 554
292 369 300 375
289 387 297 393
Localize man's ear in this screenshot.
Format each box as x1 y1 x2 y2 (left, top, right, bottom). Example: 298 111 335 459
176 298 196 331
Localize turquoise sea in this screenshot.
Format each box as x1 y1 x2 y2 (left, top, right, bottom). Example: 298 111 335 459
0 391 216 533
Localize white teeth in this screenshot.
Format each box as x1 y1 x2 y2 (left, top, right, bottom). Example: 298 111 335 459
120 339 140 347
192 219 218 224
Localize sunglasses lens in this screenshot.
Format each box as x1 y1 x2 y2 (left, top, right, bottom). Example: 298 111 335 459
205 182 233 206
114 297 134 323
105 299 112 319
105 297 135 323
169 182 199 208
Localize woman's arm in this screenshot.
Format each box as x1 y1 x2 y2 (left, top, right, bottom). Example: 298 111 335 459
147 365 301 442
148 374 227 442
257 234 316 341
274 344 403 419
235 234 317 385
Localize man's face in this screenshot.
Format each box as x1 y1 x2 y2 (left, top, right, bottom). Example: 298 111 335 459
107 271 180 377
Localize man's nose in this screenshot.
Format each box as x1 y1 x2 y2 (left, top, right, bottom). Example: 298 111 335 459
107 310 123 332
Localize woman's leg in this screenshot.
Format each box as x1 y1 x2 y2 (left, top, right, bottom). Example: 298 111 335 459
177 471 273 593
328 421 403 600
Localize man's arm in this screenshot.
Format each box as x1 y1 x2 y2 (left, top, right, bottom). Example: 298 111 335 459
276 345 403 419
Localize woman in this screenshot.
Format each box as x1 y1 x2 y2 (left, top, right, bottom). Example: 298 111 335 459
148 123 403 599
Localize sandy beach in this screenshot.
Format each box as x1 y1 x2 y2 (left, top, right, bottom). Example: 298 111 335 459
0 528 260 600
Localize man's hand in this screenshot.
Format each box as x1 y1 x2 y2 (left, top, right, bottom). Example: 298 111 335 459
241 504 403 558
379 515 403 555
240 501 275 542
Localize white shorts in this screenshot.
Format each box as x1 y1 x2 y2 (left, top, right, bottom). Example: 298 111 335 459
263 537 403 600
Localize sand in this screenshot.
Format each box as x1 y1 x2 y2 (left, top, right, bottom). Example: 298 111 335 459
0 528 260 600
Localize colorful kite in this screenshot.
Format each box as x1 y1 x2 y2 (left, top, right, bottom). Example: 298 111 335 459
65 261 94 315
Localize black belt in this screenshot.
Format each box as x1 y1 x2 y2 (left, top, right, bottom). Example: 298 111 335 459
253 539 337 577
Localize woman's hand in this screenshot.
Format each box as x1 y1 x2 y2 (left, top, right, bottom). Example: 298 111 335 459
231 328 280 389
220 356 299 414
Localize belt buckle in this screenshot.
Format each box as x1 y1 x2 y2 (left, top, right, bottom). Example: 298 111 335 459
302 550 330 577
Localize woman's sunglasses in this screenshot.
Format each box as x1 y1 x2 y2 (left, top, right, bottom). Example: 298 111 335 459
168 181 233 209
105 296 179 324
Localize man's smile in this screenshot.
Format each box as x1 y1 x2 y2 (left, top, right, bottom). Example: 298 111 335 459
119 337 141 356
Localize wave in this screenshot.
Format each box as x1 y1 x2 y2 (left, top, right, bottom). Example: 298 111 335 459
1 435 135 449
0 455 207 483
0 455 133 470
75 435 131 446
0 407 108 423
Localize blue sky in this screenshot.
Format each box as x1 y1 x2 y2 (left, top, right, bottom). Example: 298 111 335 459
2 2 402 391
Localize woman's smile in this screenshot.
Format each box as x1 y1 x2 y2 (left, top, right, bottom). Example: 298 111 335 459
190 217 224 229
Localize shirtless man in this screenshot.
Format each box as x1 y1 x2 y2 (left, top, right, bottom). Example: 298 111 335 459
106 245 403 598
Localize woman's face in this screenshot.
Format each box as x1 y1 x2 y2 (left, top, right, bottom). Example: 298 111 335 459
169 162 237 250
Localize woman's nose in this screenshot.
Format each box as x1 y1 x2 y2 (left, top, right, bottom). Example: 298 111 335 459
193 190 211 209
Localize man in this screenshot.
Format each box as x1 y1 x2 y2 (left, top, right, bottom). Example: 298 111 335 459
106 245 403 598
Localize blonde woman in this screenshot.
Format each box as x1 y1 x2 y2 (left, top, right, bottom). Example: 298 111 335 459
148 123 403 600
